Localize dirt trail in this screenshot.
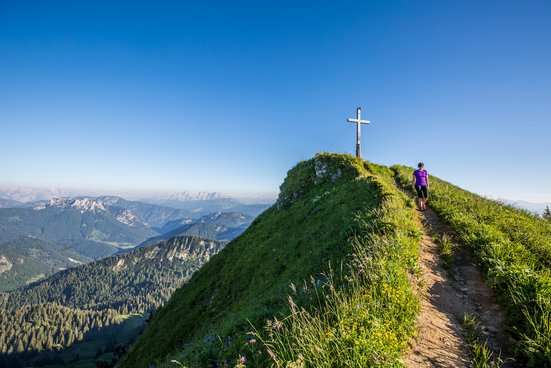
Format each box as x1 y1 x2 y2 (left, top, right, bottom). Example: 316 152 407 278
401 191 511 367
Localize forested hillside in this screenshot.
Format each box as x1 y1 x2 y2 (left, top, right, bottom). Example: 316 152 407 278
0 236 226 367
0 237 90 292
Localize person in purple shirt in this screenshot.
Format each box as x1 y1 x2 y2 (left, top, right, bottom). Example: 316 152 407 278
412 162 429 211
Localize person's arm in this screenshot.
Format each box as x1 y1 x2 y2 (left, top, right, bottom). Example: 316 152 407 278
412 173 416 188
426 174 429 189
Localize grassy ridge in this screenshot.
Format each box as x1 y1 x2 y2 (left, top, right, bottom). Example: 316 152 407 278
117 154 421 367
393 165 551 366
258 162 421 367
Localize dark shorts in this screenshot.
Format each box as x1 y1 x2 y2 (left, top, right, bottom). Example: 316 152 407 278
415 185 429 199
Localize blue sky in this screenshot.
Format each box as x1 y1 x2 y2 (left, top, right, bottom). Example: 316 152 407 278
1 1 550 202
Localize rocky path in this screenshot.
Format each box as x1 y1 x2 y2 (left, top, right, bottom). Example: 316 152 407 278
401 191 511 367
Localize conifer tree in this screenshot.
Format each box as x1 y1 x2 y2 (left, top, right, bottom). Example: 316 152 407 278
16 340 25 353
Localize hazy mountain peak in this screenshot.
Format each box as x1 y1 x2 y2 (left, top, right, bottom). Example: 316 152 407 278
46 197 72 208
167 191 224 201
38 197 108 214
96 196 125 206
116 209 140 227
71 198 107 213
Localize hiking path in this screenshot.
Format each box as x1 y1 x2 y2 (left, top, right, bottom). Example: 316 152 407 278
398 183 512 367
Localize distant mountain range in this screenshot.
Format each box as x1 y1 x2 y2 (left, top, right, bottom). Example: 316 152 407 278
0 197 22 208
0 187 269 216
139 196 268 217
0 195 268 291
0 187 70 203
166 191 223 201
0 197 160 259
135 211 254 249
0 186 273 206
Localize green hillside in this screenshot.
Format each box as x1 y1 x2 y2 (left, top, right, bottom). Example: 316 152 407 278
117 154 421 368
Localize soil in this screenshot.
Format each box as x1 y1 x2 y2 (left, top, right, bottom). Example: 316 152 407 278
401 192 512 367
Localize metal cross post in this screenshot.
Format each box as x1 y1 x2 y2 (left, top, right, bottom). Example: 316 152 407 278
346 107 371 158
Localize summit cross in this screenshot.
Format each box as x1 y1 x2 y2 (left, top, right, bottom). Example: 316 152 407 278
346 107 371 158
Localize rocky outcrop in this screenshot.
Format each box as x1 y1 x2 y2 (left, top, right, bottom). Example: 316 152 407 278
0 255 13 274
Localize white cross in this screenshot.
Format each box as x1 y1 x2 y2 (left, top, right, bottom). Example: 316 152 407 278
346 107 371 158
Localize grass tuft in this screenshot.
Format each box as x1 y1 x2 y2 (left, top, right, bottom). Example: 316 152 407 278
438 234 457 271
461 314 502 368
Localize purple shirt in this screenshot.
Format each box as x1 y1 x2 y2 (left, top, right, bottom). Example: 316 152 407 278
414 169 428 186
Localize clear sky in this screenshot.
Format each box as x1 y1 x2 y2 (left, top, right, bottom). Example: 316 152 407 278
1 1 550 202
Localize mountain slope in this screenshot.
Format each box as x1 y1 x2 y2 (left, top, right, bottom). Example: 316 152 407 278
2 235 226 313
0 236 89 291
0 235 227 367
0 201 157 259
92 196 196 228
138 212 254 247
117 154 421 368
0 195 266 263
0 197 22 208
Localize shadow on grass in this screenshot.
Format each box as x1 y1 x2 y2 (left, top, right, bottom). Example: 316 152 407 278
0 314 146 368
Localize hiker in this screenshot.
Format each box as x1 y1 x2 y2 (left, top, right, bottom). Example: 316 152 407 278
412 162 429 211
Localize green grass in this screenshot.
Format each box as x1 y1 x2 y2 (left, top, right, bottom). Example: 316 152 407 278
117 154 422 368
393 165 551 367
461 314 502 368
104 241 134 248
89 228 108 242
25 273 46 284
438 234 457 271
252 162 421 367
115 313 143 322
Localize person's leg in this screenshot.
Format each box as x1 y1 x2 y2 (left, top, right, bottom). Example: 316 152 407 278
425 190 429 209
415 186 423 210
421 186 428 210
